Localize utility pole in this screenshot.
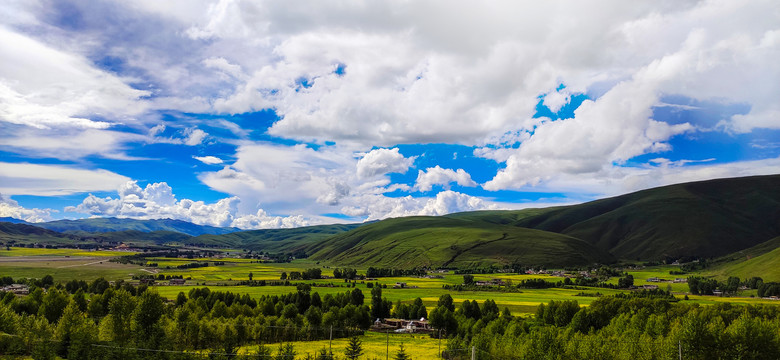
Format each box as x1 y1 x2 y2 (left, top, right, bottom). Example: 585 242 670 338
386 330 389 360
438 329 442 358
471 345 475 360
329 326 333 354
678 340 682 360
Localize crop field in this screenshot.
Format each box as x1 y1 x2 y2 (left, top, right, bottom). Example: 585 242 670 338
2 248 776 315
0 247 144 281
238 331 441 359
0 247 138 257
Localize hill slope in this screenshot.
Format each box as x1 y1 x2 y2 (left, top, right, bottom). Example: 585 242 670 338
308 216 614 268
190 223 363 253
511 175 780 260
707 236 780 282
0 222 82 245
35 217 239 236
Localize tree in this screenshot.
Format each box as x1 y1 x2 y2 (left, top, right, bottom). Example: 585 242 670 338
350 288 364 306
38 289 69 324
617 274 634 288
249 272 254 281
131 290 165 349
437 294 454 312
56 302 97 359
463 274 474 285
275 343 296 360
394 343 411 360
103 289 135 346
280 272 288 280
344 336 364 360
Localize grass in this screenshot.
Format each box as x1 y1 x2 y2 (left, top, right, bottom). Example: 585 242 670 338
0 247 137 257
0 247 143 281
238 330 441 359
306 216 613 268
707 246 780 282
513 174 780 260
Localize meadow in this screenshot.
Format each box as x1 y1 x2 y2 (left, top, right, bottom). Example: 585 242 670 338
1 247 776 316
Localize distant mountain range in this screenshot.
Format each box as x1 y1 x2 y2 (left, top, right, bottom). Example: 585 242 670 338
0 217 240 237
1 174 779 269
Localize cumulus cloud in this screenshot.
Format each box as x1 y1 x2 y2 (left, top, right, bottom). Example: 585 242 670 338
66 180 308 229
193 155 224 165
415 166 477 192
0 193 53 223
0 162 131 196
341 190 504 221
356 148 415 179
184 128 208 146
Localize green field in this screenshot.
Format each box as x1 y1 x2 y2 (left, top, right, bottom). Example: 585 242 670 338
1 247 776 316
0 247 144 281
0 247 137 257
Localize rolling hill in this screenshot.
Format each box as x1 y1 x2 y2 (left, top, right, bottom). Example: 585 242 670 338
307 216 614 268
189 223 364 252
34 217 240 236
706 236 780 282
0 222 83 245
509 175 780 260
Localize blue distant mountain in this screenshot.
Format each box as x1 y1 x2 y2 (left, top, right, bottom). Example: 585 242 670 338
32 217 240 237
0 217 29 224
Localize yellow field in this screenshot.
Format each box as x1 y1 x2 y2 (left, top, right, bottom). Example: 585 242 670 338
239 331 441 359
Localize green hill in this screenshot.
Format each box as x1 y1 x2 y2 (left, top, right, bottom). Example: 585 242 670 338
0 222 82 245
707 236 780 282
307 216 614 268
511 175 780 260
189 223 363 253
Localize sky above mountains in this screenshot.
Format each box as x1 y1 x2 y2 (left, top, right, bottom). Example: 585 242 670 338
1 0 779 228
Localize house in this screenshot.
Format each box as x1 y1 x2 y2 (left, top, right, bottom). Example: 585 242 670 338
647 277 660 282
643 285 659 290
673 278 687 283
169 278 186 285
1 284 29 295
382 318 433 333
393 282 407 288
712 290 723 297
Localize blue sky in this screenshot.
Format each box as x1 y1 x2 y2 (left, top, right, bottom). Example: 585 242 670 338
1 1 779 228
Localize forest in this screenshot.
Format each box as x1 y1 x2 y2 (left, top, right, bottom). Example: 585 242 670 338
1 275 779 359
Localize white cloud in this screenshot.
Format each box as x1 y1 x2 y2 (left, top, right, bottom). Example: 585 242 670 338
65 180 308 229
184 128 208 146
419 191 502 216
0 127 145 160
356 148 415 179
542 88 571 113
0 162 131 196
0 193 53 223
193 155 224 165
341 190 504 221
415 166 477 192
0 26 149 130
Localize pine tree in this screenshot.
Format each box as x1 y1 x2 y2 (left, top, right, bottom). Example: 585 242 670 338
345 336 364 359
394 343 411 360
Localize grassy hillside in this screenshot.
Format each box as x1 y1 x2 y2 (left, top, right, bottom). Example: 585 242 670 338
189 223 363 253
707 236 780 282
512 175 780 260
308 216 613 268
0 222 83 245
35 217 239 236
78 230 192 246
